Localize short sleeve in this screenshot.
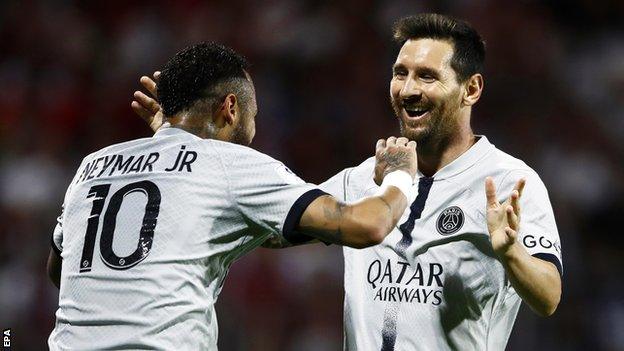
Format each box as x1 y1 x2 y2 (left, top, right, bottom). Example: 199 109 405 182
499 170 563 276
286 168 353 246
213 142 327 243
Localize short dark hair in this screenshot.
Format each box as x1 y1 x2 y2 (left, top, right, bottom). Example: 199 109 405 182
158 42 251 117
393 14 485 82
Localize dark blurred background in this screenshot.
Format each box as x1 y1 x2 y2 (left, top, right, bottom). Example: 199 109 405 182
1 0 623 350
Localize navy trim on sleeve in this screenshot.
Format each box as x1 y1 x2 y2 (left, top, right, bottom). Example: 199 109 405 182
51 237 62 258
283 189 329 245
532 253 562 277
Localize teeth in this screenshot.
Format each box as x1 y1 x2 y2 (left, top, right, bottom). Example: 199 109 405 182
404 107 428 118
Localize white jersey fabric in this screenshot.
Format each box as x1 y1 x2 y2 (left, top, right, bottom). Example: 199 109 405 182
49 127 325 350
319 136 562 351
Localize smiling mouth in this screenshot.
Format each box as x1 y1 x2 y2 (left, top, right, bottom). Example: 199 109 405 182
403 106 429 118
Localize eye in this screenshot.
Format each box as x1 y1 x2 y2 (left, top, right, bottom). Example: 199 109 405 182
420 74 436 83
393 69 407 79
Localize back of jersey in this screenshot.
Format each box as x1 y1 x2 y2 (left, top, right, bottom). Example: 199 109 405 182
48 128 321 350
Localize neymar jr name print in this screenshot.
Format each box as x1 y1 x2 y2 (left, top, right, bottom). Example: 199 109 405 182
76 145 198 184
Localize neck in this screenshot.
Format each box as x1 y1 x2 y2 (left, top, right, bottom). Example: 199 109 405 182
417 125 476 177
163 114 218 139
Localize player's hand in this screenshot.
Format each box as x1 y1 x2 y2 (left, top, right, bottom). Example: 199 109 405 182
485 177 526 257
374 136 417 185
131 71 164 133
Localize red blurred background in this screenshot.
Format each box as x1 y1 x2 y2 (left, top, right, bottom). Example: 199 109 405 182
1 0 623 349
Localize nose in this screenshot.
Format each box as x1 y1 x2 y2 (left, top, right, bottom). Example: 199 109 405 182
399 75 422 101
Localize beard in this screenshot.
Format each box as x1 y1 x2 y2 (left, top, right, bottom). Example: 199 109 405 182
229 115 254 146
391 95 461 147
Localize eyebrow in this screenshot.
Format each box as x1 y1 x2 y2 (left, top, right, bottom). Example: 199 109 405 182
392 63 407 72
392 63 405 69
417 67 440 77
392 63 440 77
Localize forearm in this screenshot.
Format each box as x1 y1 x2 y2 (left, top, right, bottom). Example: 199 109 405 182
296 187 407 248
296 138 415 248
499 243 561 316
341 186 407 246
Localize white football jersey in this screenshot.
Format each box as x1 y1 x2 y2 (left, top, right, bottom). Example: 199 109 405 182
319 136 562 351
49 127 325 350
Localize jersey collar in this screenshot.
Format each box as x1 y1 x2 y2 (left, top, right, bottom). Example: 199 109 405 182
153 125 195 138
417 135 494 180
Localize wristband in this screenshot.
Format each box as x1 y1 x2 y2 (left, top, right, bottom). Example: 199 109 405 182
376 170 413 199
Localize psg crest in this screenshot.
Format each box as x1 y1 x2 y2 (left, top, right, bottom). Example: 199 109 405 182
436 206 464 235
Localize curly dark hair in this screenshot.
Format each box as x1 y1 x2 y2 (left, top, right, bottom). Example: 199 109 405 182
393 14 485 82
157 42 251 117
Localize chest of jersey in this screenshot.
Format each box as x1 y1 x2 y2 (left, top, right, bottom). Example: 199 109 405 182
343 177 510 350
367 177 490 252
349 177 506 309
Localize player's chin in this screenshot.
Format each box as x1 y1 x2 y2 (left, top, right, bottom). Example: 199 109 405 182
399 122 428 142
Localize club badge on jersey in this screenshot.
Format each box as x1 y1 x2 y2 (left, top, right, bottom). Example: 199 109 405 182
436 206 465 235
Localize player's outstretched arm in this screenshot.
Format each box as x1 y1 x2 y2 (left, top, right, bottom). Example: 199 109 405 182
131 72 164 133
295 137 416 249
485 177 562 317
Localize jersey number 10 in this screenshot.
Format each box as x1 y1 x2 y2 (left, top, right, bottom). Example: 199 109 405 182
79 180 161 273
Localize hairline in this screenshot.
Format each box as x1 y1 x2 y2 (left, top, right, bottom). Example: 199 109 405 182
174 75 254 118
397 37 469 83
393 17 484 83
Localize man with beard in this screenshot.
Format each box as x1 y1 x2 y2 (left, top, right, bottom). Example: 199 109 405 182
318 14 562 350
47 42 419 350
132 14 562 350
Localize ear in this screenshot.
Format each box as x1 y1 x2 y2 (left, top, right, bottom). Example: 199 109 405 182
462 73 484 107
214 94 238 127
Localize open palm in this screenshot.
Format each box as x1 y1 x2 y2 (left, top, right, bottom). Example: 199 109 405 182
131 71 165 132
485 177 526 256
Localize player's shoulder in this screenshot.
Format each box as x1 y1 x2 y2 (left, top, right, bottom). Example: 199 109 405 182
78 135 155 166
490 148 532 172
331 156 375 187
206 139 280 166
350 156 376 177
207 139 307 185
75 128 207 172
334 156 376 197
81 128 234 160
484 140 544 185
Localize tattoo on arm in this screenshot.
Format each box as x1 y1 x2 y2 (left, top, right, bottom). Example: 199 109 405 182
298 200 346 245
383 150 411 175
322 200 345 221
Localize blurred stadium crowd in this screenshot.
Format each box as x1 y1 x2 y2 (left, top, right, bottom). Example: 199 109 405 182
1 0 623 350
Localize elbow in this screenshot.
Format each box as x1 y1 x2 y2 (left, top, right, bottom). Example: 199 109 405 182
352 223 388 249
534 289 561 317
340 205 393 248
530 263 562 317
542 294 561 317
535 301 559 317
